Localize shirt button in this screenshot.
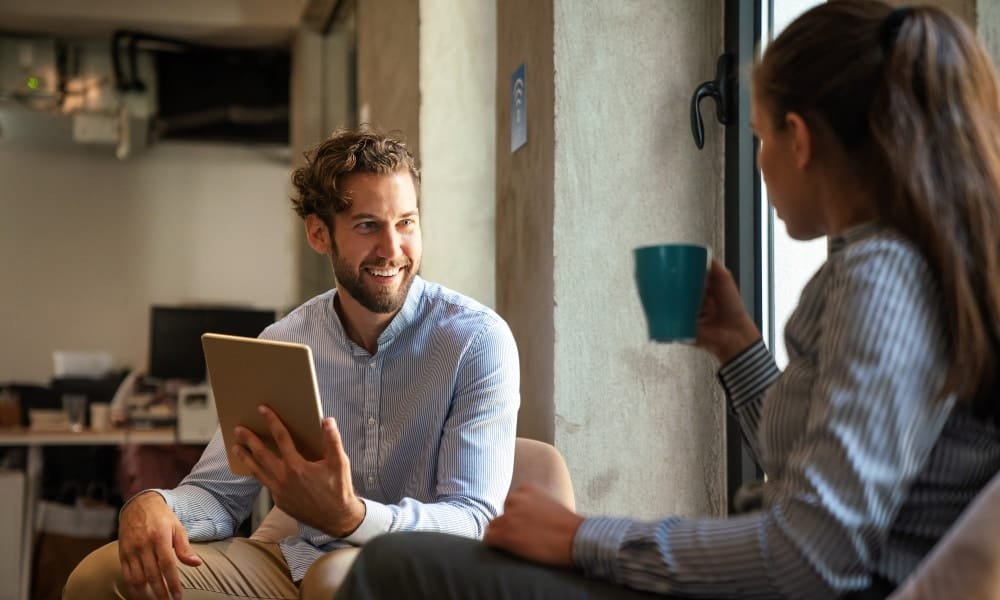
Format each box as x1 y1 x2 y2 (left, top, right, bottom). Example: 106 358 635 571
367 417 376 426
366 475 374 484
368 361 376 368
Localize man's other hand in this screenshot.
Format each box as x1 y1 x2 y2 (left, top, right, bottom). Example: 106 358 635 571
118 491 202 600
234 406 366 538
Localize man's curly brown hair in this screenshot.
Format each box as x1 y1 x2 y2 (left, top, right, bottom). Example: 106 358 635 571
290 127 420 224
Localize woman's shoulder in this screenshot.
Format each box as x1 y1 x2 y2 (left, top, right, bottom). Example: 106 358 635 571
821 226 943 323
834 226 934 285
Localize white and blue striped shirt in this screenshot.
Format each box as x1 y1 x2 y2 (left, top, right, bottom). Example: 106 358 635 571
156 277 520 581
574 223 1000 598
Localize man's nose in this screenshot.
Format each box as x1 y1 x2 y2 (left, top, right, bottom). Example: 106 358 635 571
375 228 404 260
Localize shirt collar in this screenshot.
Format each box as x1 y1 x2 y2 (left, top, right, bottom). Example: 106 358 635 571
326 276 426 356
828 220 881 254
377 275 425 346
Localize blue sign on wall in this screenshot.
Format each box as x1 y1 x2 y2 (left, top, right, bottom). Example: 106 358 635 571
511 64 526 153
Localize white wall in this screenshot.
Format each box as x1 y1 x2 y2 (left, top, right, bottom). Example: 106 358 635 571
0 142 298 383
419 0 497 307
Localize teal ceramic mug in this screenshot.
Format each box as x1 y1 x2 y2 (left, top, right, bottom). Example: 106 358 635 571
633 243 711 343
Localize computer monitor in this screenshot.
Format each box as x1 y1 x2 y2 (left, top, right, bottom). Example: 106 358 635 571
149 306 276 382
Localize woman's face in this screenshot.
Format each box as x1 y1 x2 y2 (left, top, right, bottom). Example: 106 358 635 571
751 92 826 240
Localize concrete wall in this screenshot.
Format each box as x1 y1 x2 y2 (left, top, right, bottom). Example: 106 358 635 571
291 25 356 303
356 0 420 157
0 142 297 383
496 0 555 443
978 0 1000 65
551 0 726 518
352 0 496 307
497 0 727 517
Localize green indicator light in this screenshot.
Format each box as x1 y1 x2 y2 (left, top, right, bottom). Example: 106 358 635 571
26 76 40 90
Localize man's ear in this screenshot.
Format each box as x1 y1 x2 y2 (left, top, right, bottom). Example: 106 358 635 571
785 111 813 170
305 214 332 255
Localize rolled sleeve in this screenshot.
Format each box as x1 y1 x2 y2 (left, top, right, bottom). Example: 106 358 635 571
572 517 636 581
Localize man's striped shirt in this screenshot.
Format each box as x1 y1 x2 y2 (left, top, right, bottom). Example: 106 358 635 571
155 276 520 581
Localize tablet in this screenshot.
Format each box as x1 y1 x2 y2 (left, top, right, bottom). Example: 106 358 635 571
201 333 325 476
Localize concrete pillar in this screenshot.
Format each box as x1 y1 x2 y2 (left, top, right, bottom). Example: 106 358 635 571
291 24 356 304
356 0 420 154
977 0 1000 66
355 0 496 306
496 0 556 444
497 1 727 517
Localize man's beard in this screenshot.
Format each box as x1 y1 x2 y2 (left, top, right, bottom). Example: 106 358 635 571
331 251 417 314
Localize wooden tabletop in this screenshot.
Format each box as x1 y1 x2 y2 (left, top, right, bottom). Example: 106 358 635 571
0 427 176 446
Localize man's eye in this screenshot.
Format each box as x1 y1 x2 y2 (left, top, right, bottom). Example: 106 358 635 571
357 222 377 231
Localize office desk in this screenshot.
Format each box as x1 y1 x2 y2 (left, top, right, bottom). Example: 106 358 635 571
0 427 175 600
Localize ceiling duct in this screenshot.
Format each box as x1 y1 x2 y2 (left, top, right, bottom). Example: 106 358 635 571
0 31 290 156
0 35 152 157
110 32 290 145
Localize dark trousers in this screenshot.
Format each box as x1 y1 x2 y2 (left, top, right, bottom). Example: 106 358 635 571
335 532 661 599
335 531 896 600
842 575 896 600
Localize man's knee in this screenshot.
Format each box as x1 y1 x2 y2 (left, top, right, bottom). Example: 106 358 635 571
300 547 361 600
63 541 124 600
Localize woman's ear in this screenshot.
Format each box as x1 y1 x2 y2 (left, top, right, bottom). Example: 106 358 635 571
305 214 332 255
785 111 813 170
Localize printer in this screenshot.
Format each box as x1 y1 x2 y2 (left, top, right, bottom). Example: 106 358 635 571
176 383 217 443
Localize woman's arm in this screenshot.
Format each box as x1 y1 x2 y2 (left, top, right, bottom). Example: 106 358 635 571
573 240 955 597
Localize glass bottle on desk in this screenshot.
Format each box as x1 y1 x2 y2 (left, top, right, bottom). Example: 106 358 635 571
61 394 87 432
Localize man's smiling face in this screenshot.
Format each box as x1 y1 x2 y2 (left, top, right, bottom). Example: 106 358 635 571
328 169 422 314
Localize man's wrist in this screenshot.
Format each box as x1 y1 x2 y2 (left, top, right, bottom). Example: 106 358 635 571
333 497 367 538
123 490 166 513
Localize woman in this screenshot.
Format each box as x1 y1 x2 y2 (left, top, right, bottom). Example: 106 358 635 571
336 2 1000 598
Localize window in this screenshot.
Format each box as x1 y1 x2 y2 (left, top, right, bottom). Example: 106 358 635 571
722 0 827 506
762 0 827 368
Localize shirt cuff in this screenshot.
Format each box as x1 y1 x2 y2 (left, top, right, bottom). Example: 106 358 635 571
717 339 778 411
572 517 633 582
120 489 171 517
300 498 393 547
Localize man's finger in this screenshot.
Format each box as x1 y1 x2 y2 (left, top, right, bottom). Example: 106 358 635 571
233 428 283 485
156 544 183 600
173 524 203 567
260 405 301 459
120 558 145 600
125 553 156 600
322 417 348 467
138 545 171 600
232 444 273 488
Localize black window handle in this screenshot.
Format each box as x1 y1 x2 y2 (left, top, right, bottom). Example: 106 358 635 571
690 53 734 149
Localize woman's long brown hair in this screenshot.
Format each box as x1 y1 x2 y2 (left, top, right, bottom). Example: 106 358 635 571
755 0 1000 421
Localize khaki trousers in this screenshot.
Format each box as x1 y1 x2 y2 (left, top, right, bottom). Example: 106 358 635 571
64 538 360 600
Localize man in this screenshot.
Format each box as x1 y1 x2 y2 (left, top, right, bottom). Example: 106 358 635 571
65 128 520 600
